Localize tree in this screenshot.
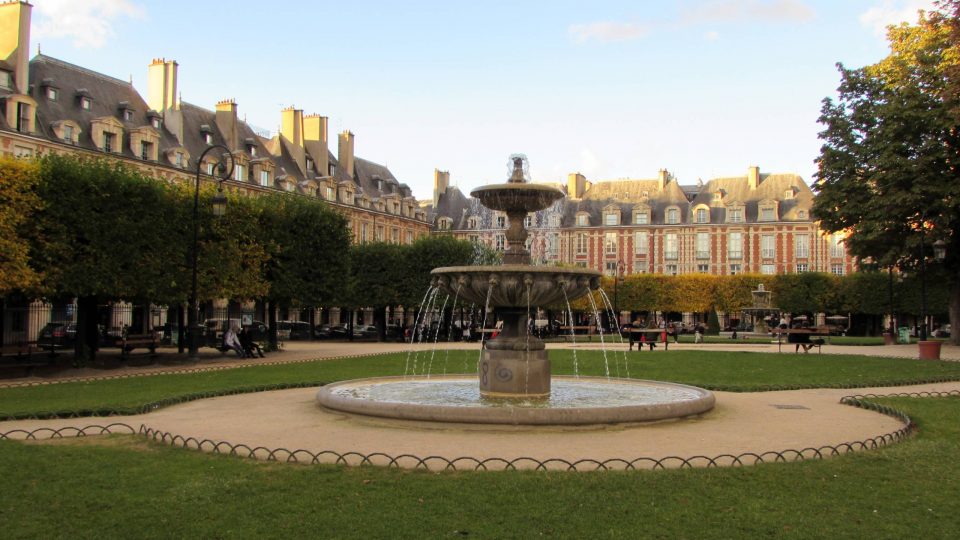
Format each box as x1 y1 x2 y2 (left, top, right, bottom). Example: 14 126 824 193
813 5 960 344
0 157 41 296
348 242 406 341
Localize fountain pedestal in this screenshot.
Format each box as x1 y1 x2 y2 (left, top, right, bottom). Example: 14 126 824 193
481 308 549 397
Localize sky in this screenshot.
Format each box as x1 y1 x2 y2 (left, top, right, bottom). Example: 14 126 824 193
26 0 939 199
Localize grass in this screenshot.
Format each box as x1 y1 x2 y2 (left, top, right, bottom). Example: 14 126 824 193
1 396 959 538
2 350 960 418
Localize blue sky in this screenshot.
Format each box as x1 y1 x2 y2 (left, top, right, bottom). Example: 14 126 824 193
28 0 936 198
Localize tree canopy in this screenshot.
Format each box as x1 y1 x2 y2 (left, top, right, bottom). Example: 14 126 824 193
813 4 960 343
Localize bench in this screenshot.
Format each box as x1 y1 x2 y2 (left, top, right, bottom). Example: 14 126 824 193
627 329 671 351
120 333 158 357
775 328 827 354
0 342 55 376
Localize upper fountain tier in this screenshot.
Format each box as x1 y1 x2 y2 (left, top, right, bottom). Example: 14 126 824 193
470 155 565 215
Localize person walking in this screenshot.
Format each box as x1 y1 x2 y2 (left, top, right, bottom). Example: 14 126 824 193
694 323 704 344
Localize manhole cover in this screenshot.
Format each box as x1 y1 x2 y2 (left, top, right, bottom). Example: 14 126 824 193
771 404 810 410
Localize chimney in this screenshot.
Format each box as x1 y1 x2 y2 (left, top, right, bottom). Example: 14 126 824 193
566 173 586 200
147 58 183 142
215 99 239 151
338 130 355 179
280 107 306 175
433 169 450 207
304 114 329 177
657 169 669 190
748 165 760 190
0 0 32 94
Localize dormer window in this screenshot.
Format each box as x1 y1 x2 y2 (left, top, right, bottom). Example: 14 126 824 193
204 133 213 144
140 141 153 160
0 71 10 89
695 208 708 223
46 87 58 101
467 216 479 229
260 170 270 187
325 186 334 200
103 132 116 153
634 211 649 225
63 124 74 142
306 158 314 172
666 208 679 225
798 210 807 219
712 191 723 202
496 215 506 228
151 117 161 129
784 189 795 200
248 145 257 157
576 213 589 227
200 125 214 145
81 97 91 110
175 152 185 168
604 210 619 226
377 179 383 191
727 207 744 223
525 215 534 227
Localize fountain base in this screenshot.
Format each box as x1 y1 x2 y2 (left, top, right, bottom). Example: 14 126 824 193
479 348 550 397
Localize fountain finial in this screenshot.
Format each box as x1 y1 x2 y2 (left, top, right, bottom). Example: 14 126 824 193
508 153 528 183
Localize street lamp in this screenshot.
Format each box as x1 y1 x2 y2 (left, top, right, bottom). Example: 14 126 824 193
613 259 625 330
188 144 234 358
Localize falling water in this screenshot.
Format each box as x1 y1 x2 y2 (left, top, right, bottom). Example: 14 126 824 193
525 282 532 395
411 286 441 376
404 285 435 377
426 292 451 378
477 283 494 378
598 288 630 379
561 287 580 379
586 291 611 378
440 285 462 375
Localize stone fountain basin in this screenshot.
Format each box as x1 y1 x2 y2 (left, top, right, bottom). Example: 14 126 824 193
430 265 602 307
316 375 717 425
470 183 565 214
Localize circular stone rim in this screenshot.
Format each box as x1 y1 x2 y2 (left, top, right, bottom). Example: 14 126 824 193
316 375 716 426
430 265 602 278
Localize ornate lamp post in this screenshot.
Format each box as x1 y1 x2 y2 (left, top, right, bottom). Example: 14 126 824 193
188 145 234 358
613 259 625 330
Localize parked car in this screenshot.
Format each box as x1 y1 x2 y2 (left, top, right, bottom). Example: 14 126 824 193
37 322 77 349
933 324 952 338
353 325 379 339
317 324 349 339
278 320 311 340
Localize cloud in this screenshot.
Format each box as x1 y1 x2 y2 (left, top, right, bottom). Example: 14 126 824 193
682 0 815 24
705 30 721 41
859 0 937 36
32 0 146 49
568 21 648 44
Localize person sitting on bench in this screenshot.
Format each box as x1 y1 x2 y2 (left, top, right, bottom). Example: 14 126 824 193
787 328 814 353
239 326 265 358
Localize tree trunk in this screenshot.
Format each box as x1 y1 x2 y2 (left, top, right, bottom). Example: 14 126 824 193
376 306 386 342
267 301 278 350
950 281 959 346
176 303 185 354
309 308 316 341
74 295 99 365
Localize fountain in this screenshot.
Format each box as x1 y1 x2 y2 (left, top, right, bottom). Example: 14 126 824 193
740 283 780 336
317 155 715 425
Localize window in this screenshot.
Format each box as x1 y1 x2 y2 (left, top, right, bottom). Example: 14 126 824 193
326 186 334 200
16 102 30 132
831 264 845 276
175 152 185 168
259 170 270 187
697 264 710 273
728 232 743 259
547 233 559 258
548 214 561 227
234 164 245 182
634 231 648 255
665 233 678 260
140 141 152 160
761 235 775 259
525 215 534 228
634 212 649 225
81 97 92 110
306 158 314 172
784 189 794 200
729 208 743 223
695 208 708 223
151 118 161 129
47 87 58 100
205 162 215 175
798 210 807 219
496 215 506 228
665 264 678 276
796 263 809 273
391 228 399 244
761 264 776 275
123 109 134 121
14 145 33 158
696 232 710 259
830 234 845 258
666 208 679 224
604 212 619 226
576 214 589 226
605 261 620 276
63 124 74 142
0 71 10 89
204 133 213 145
103 132 115 153
730 264 741 275
406 231 414 244
761 207 775 221
249 146 257 158
495 234 505 251
795 234 810 258
361 223 369 242
605 232 617 255
576 233 588 255
468 235 479 244
467 217 478 229
437 219 450 230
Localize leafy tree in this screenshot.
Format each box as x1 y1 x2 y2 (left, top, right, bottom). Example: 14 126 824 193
396 235 475 308
771 273 840 315
813 5 960 343
348 242 406 340
0 157 41 296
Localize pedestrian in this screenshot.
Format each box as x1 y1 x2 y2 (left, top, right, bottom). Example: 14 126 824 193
694 323 704 344
627 319 639 351
239 326 264 358
223 324 245 358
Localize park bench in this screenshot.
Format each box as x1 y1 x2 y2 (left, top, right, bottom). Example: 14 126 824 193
774 327 827 354
120 332 158 358
627 329 671 351
0 342 56 376
559 326 596 341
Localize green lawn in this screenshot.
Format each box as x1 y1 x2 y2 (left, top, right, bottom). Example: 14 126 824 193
1 396 958 538
3 350 960 418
